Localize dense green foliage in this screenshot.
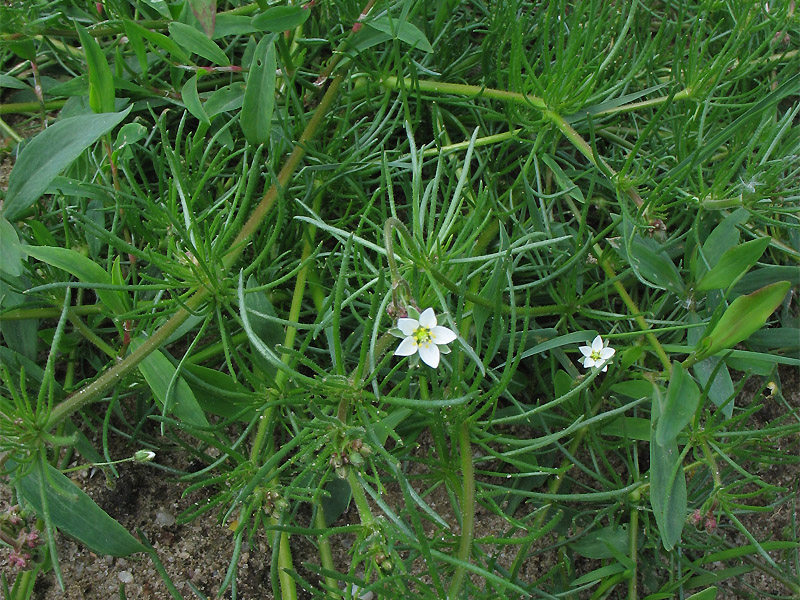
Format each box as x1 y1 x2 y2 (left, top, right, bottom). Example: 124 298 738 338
1 1 798 598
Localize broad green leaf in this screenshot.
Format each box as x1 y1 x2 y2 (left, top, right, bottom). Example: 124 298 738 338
322 478 352 527
204 82 245 116
241 35 276 145
189 0 217 37
76 24 115 114
123 19 190 64
366 16 434 53
0 74 30 90
7 39 36 61
656 363 700 446
0 281 38 359
112 122 147 163
696 281 791 360
141 0 172 18
14 460 146 557
692 356 734 418
180 73 210 123
627 234 684 295
0 217 25 277
650 432 687 551
700 208 747 267
570 525 629 559
2 107 131 220
24 246 128 315
213 14 258 38
169 22 230 66
183 363 257 420
696 237 770 291
252 6 311 32
601 417 650 441
132 339 210 428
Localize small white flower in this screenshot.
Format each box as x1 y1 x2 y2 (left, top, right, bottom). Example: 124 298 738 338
393 308 456 369
578 335 615 372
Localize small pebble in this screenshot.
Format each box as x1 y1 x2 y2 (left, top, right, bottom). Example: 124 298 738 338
118 571 134 584
155 509 176 527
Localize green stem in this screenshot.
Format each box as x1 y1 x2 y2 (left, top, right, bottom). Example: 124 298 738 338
447 420 475 600
380 77 646 207
314 506 339 598
594 244 672 373
249 191 324 461
346 469 375 528
0 100 66 114
628 488 640 600
68 310 117 358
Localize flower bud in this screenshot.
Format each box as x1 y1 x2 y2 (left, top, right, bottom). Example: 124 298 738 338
134 450 156 462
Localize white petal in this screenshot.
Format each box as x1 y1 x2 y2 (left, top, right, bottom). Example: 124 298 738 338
599 347 615 360
397 318 419 336
418 342 440 368
579 345 593 358
419 307 437 328
394 337 418 356
600 363 609 372
591 335 604 352
430 326 456 344
581 356 596 369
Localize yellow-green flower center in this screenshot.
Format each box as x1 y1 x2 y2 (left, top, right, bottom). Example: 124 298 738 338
590 349 602 360
413 326 432 344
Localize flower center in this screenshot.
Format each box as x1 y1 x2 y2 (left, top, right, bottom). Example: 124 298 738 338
590 349 603 361
413 326 432 345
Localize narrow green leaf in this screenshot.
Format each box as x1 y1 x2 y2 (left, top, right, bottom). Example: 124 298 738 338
123 20 190 64
75 24 115 113
656 363 700 446
24 246 128 315
189 0 217 37
696 281 791 360
570 563 627 587
169 22 230 66
649 433 687 551
132 339 210 428
180 73 210 123
252 6 311 32
686 587 717 600
2 107 131 220
366 16 434 53
123 20 149 76
240 35 276 145
696 237 771 291
14 460 146 557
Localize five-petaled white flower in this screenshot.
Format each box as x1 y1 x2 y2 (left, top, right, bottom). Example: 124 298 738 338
393 308 457 369
578 335 615 372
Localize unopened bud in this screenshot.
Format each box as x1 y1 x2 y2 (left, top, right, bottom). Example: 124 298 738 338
134 450 156 462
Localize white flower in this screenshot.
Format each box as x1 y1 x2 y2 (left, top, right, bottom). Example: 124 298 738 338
578 335 615 372
393 308 457 368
